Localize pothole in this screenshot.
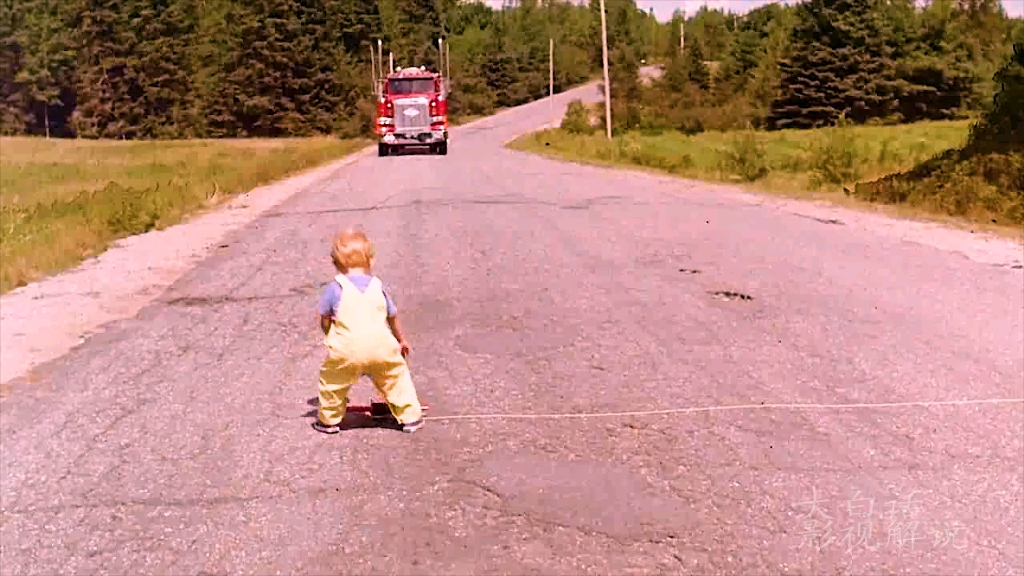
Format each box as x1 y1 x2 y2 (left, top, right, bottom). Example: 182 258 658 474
709 290 753 301
678 268 701 274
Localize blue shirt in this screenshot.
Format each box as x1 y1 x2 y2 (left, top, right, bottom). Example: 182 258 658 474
317 274 398 318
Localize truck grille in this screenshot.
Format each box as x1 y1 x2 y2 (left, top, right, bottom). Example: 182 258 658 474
393 99 431 131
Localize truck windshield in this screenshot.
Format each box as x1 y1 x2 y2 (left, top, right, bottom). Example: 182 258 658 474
388 78 434 94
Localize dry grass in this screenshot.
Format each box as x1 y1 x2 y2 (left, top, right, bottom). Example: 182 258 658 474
508 120 1023 239
0 136 368 293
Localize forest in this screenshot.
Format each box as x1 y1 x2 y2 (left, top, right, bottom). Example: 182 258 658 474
3 0 1019 142
591 0 1021 135
0 0 642 139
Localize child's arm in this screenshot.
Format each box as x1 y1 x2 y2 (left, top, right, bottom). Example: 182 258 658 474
381 286 409 357
317 282 341 335
387 314 410 357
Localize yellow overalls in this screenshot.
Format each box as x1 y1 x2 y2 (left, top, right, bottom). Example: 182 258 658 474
318 273 423 426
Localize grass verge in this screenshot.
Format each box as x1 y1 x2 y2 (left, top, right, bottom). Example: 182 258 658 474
508 120 1023 238
0 136 369 293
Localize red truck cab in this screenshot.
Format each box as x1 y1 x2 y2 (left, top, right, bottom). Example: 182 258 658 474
375 66 449 156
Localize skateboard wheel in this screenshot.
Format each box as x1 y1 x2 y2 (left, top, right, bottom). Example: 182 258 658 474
369 402 389 418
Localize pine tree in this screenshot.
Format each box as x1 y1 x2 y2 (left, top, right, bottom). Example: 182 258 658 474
190 0 233 137
0 0 611 139
683 38 711 92
205 0 284 136
719 29 762 91
0 0 27 134
131 0 199 138
715 4 788 101
968 41 1024 152
332 0 383 56
209 0 353 137
12 0 76 137
72 0 146 138
766 0 903 130
609 40 641 129
390 0 443 69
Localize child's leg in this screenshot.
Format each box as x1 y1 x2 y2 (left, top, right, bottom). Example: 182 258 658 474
318 357 360 427
367 357 423 425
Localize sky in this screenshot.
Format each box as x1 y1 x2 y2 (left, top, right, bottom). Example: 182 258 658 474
484 0 1024 22
632 0 1024 21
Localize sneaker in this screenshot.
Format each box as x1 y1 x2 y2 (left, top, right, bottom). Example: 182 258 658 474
312 420 341 434
401 418 424 434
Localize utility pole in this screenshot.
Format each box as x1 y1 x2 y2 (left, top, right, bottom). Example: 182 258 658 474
680 11 685 55
549 37 554 112
370 43 377 94
389 52 394 74
599 0 611 140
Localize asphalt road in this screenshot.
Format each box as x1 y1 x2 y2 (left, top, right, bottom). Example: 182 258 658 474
2 82 1023 576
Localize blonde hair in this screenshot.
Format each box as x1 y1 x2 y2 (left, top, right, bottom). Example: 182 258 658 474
331 229 376 271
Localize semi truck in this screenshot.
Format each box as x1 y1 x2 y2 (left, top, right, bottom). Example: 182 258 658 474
371 40 451 157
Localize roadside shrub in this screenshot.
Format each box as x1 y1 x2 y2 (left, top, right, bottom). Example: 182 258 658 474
613 134 693 173
641 150 694 173
101 183 169 236
561 100 594 134
719 131 770 182
852 44 1024 226
853 149 1024 225
809 125 862 187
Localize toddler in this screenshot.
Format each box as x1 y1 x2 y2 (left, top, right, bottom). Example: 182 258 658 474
313 229 425 434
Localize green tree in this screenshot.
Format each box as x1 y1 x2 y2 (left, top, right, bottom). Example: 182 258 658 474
968 40 1024 152
332 0 383 56
131 0 199 138
0 0 27 134
688 6 733 62
191 0 233 137
714 2 791 104
2 0 610 139
209 0 353 137
71 0 145 138
389 0 444 69
767 0 903 130
683 36 711 92
14 0 76 137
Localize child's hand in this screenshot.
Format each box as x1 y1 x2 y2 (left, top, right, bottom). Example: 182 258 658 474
387 315 409 358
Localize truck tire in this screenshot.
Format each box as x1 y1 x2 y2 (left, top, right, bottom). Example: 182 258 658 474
437 141 447 156
378 143 389 157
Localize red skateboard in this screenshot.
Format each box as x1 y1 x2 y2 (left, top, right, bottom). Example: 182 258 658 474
347 398 430 420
